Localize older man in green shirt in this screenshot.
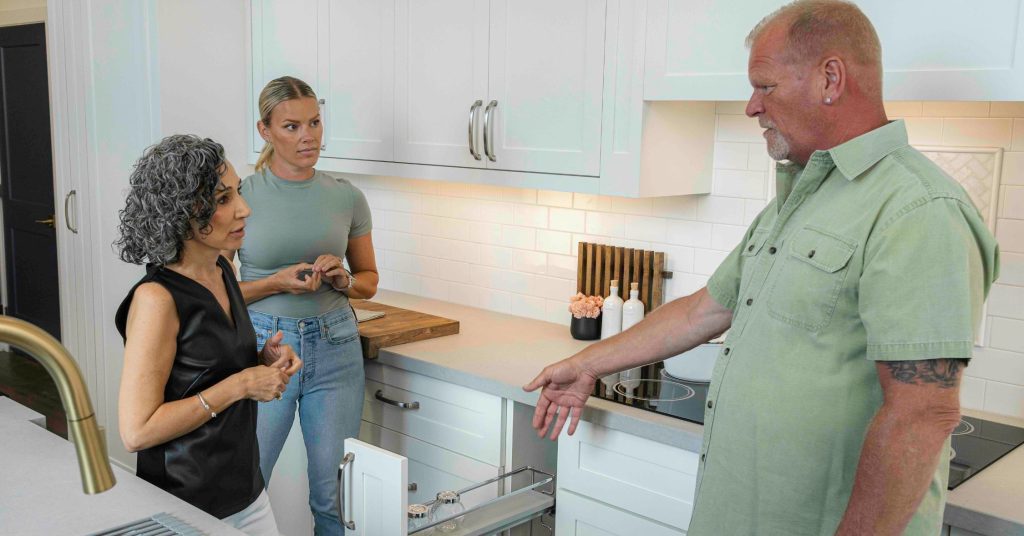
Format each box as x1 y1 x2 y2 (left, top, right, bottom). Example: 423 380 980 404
525 1 1000 535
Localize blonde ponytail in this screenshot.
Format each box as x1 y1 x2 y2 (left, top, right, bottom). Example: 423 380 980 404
254 76 318 172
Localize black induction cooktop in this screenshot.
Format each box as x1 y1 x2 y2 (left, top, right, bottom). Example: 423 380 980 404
591 365 1023 491
949 415 1024 490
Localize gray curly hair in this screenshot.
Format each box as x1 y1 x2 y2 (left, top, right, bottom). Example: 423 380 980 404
115 134 227 265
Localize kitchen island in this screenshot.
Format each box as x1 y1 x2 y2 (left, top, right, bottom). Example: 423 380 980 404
0 397 241 535
365 290 1024 536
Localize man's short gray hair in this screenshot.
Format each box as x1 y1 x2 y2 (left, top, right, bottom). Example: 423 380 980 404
115 134 227 266
746 0 882 68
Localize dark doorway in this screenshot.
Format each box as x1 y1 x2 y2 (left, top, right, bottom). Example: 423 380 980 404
0 23 60 340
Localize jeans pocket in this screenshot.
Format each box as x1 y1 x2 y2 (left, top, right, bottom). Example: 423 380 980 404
767 226 856 332
324 315 359 345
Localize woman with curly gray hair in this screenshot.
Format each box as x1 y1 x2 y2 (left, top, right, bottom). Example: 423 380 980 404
114 134 301 534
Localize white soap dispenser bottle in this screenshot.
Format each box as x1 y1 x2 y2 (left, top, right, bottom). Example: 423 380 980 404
599 280 624 395
620 282 645 393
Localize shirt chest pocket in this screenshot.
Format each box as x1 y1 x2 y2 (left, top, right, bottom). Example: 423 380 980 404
768 227 856 331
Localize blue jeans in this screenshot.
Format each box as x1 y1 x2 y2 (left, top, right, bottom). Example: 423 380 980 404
251 307 365 536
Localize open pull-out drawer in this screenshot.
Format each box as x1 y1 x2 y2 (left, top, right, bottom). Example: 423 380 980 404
340 438 554 536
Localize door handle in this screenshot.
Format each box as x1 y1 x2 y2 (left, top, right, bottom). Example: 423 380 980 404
64 190 78 233
337 452 355 531
34 216 55 229
319 99 327 151
483 100 497 162
408 482 417 492
375 389 420 410
468 100 483 160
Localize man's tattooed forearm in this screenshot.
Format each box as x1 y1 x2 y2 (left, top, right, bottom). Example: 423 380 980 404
884 359 966 389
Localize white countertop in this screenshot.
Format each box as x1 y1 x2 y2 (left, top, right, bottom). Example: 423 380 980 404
367 290 1024 535
0 397 241 536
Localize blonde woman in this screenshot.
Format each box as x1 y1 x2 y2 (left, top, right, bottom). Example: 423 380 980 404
233 76 378 536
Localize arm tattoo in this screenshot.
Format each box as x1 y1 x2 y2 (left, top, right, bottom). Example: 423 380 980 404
884 359 966 389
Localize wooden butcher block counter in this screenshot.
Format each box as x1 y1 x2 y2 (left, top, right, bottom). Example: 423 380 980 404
350 299 459 359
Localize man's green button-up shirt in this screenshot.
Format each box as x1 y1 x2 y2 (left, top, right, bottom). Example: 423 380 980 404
690 120 1000 535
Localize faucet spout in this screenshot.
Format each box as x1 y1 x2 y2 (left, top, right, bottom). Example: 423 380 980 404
0 316 115 493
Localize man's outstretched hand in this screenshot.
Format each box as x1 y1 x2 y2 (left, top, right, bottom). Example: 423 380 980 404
523 357 598 440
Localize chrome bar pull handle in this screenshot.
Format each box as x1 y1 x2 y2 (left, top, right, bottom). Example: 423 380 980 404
64 190 78 233
468 100 483 160
483 100 497 162
409 482 418 492
337 452 355 531
375 389 420 410
318 99 327 151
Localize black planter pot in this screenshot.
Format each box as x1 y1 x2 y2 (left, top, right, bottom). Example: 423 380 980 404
570 315 601 340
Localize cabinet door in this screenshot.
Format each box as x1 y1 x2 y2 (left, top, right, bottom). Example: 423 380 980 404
394 0 489 168
343 438 408 536
556 489 686 535
485 0 606 176
319 0 395 160
250 0 321 154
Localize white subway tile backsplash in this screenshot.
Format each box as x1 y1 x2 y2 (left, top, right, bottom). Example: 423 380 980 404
369 101 1024 402
717 114 764 143
536 229 572 255
996 218 1024 253
586 212 626 238
1014 120 1024 151
883 101 923 117
960 375 987 411
1003 186 1024 219
666 220 714 248
651 196 699 220
942 118 1014 149
990 102 1024 118
538 190 573 208
712 169 765 199
1003 152 1024 186
904 117 944 145
713 142 750 170
922 101 990 118
550 208 586 233
514 204 549 228
697 196 746 225
983 381 1024 419
989 317 1024 353
624 215 667 242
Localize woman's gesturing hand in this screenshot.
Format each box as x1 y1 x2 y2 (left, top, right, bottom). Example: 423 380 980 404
238 364 292 402
259 331 303 377
522 357 598 440
271 263 321 294
313 254 349 290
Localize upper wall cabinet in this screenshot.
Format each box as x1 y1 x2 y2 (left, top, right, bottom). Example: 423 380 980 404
644 0 1024 101
248 0 716 197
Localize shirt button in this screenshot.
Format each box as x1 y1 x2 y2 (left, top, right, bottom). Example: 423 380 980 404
808 249 816 258
769 246 777 254
724 347 731 355
746 298 753 306
707 400 713 409
701 454 706 462
747 244 754 252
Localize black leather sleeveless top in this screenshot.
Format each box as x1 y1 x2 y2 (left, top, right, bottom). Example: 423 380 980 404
115 255 264 519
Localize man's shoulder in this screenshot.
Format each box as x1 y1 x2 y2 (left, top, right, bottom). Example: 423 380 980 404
875 146 974 205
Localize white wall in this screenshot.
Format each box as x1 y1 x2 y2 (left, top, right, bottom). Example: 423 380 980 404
357 102 1024 420
0 0 44 26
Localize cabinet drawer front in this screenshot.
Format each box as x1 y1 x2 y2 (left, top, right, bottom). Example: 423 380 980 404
359 421 500 509
363 364 503 464
555 489 686 535
557 421 698 530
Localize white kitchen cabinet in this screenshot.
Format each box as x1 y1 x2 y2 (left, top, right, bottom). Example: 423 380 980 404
644 0 1024 102
557 420 699 531
556 489 687 535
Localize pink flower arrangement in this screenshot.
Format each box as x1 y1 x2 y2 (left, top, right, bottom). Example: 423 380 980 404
568 293 604 319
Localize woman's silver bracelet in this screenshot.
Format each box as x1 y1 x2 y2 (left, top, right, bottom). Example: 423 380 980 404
196 392 217 419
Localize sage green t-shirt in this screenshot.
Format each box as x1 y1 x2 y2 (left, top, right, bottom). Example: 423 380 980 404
691 120 1000 535
238 168 372 318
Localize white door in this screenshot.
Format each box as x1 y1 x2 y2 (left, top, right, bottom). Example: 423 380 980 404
394 0 489 168
343 438 408 536
250 0 321 154
318 0 396 160
556 489 687 535
485 0 606 176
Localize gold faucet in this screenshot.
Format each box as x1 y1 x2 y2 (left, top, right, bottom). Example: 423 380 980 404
0 316 115 493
